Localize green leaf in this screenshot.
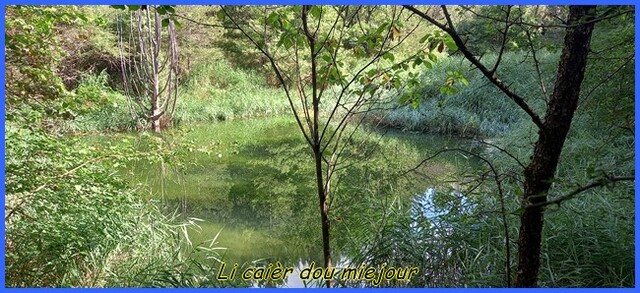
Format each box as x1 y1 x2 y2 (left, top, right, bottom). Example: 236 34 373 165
281 19 291 30
382 52 395 62
216 9 226 21
419 34 430 44
267 12 279 26
309 6 322 19
444 35 458 50
375 22 389 36
413 56 423 67
161 18 170 27
329 67 340 82
321 54 332 64
411 100 420 109
440 85 457 95
284 38 293 50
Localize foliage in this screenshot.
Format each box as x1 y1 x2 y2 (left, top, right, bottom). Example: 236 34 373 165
63 72 141 132
5 6 85 106
4 106 227 287
4 6 229 287
453 6 567 54
4 4 635 288
55 7 123 89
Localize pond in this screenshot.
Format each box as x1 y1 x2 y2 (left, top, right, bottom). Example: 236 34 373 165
95 116 479 287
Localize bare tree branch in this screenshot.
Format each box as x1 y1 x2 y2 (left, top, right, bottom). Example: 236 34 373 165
459 5 633 29
403 5 545 130
221 6 313 146
527 175 634 209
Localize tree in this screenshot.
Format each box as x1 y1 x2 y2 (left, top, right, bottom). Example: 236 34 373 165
403 5 634 287
219 5 423 287
116 5 180 133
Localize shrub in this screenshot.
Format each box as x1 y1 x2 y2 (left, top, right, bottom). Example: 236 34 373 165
5 108 227 287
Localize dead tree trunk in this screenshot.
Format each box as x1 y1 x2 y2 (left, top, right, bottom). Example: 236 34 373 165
150 10 162 133
117 6 179 133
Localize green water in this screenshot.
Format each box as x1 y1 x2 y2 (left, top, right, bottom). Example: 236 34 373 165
90 116 477 286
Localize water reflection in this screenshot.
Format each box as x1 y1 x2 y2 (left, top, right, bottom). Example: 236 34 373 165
123 117 475 287
252 255 355 288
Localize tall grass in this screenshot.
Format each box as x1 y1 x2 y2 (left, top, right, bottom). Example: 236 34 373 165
174 60 291 124
68 60 293 132
64 72 142 132
71 50 559 138
368 51 559 137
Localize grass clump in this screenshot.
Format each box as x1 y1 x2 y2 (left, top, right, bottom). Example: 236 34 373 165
174 60 292 124
64 71 141 132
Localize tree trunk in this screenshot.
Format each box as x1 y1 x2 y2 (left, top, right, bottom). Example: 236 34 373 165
118 6 179 133
303 6 332 287
151 9 162 133
314 147 332 288
514 5 596 287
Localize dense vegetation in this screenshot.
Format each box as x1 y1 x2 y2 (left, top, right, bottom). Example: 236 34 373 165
4 5 634 288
